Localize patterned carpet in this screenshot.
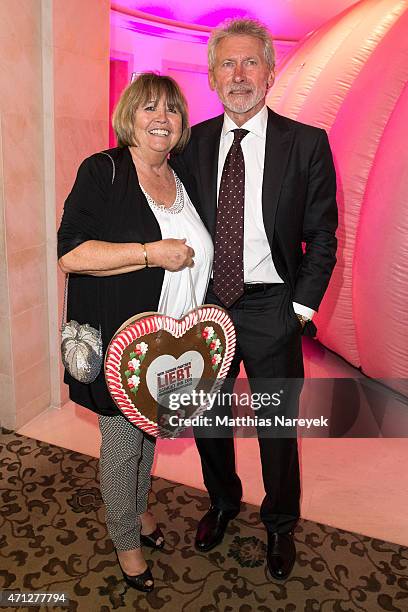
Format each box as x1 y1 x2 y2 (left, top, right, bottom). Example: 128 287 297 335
1 428 407 612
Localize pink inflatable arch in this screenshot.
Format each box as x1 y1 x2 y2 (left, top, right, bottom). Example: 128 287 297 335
268 0 408 389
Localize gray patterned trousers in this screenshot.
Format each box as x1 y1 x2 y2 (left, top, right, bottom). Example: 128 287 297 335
98 414 156 550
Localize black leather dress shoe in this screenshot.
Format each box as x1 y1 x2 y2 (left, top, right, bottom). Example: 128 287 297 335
266 531 296 580
195 506 239 552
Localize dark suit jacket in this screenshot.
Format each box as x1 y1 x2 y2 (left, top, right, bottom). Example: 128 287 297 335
171 108 338 323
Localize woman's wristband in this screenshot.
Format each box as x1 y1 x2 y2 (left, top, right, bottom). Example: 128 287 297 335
141 243 149 268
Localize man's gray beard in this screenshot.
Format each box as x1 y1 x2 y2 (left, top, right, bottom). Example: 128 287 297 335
220 88 266 115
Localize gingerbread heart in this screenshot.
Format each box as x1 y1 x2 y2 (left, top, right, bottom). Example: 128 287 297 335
104 305 236 437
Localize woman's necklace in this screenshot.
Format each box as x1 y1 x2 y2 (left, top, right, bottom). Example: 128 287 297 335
140 169 184 214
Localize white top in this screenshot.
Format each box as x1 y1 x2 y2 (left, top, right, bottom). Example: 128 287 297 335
142 172 213 319
218 106 315 320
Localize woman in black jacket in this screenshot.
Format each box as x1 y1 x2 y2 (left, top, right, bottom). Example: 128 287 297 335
57 73 213 592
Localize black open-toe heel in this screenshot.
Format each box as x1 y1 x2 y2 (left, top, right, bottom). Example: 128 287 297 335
115 552 154 592
140 526 165 550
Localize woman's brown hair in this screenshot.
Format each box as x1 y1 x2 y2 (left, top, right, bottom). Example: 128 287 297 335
112 72 190 153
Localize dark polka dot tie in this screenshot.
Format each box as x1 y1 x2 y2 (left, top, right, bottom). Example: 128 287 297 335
213 128 249 307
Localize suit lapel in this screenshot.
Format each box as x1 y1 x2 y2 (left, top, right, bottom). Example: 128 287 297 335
173 167 201 216
197 115 223 235
262 108 294 242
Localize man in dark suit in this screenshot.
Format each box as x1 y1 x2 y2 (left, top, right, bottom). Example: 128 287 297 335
171 17 337 580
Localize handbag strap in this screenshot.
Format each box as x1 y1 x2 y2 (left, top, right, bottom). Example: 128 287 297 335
61 274 69 330
157 267 201 337
100 151 116 184
61 151 116 330
188 268 200 329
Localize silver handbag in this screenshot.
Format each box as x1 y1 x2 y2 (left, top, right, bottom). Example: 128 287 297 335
60 276 103 383
60 151 115 384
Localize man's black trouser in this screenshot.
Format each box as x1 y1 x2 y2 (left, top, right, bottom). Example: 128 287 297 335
194 281 304 534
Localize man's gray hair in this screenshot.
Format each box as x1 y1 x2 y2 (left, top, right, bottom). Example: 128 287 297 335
208 18 275 72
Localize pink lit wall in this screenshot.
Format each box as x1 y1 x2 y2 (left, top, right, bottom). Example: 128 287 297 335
0 2 50 429
0 0 110 430
109 9 296 144
113 0 360 40
109 59 129 147
109 13 222 141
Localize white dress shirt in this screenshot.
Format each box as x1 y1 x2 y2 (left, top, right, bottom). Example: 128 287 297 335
217 106 315 320
145 177 213 319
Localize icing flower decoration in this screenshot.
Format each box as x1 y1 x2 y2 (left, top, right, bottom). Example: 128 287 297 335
135 342 148 355
202 327 223 370
202 326 215 340
125 344 148 394
128 375 140 389
211 354 222 366
128 358 140 372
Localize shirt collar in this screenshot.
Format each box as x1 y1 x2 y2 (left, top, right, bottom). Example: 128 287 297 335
222 105 268 139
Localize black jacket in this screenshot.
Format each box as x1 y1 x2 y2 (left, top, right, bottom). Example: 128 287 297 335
171 108 338 328
58 146 199 415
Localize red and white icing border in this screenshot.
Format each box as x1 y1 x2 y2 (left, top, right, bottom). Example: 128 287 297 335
105 306 236 437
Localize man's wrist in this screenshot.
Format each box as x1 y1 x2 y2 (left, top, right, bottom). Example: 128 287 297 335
296 313 310 328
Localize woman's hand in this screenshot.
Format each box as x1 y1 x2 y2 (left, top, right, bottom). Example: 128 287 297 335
147 239 195 271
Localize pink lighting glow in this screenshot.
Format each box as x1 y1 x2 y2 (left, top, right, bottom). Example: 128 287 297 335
110 0 408 383
113 0 361 40
269 0 408 386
